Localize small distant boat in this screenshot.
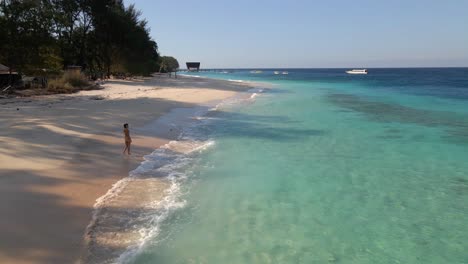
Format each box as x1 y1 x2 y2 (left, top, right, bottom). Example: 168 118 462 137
274 71 280 75
282 71 288 75
250 70 263 74
346 69 367 74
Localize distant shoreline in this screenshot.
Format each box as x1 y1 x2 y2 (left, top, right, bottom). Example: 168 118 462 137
180 66 468 70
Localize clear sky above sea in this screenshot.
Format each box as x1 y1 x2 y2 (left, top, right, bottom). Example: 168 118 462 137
126 0 468 68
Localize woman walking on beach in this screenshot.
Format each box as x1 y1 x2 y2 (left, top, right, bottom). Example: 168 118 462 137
123 123 132 155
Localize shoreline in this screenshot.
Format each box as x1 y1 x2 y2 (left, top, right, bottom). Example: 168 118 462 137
82 102 234 263
0 75 254 264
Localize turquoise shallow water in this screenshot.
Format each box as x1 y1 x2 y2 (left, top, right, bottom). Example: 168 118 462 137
131 69 468 263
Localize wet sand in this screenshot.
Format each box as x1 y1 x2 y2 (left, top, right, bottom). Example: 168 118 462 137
0 75 252 264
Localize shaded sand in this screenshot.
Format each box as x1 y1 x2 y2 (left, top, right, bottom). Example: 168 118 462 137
0 76 252 264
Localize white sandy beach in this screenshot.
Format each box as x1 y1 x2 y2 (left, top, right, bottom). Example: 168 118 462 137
0 76 252 264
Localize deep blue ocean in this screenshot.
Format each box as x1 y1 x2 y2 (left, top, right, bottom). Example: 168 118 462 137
129 68 468 263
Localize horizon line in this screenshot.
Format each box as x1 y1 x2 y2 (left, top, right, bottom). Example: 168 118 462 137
180 66 468 70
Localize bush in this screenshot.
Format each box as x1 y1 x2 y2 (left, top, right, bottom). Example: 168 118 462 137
62 71 89 87
47 71 89 93
47 78 74 93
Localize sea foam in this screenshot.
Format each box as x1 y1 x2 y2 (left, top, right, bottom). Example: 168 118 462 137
86 133 215 264
84 85 265 264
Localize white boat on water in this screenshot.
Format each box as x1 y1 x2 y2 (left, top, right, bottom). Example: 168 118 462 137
250 70 263 74
274 71 280 75
346 69 367 74
282 71 288 75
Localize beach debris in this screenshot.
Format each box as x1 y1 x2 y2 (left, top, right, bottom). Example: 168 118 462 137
2 85 11 92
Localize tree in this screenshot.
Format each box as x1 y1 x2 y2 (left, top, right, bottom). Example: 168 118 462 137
51 0 92 68
0 0 59 75
0 0 159 78
158 56 179 73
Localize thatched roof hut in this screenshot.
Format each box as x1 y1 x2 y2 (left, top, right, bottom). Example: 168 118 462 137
186 62 200 71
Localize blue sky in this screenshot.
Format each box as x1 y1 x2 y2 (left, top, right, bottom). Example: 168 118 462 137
126 0 468 68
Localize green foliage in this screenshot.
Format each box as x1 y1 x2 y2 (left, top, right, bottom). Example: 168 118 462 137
0 0 159 77
38 46 63 75
158 56 180 73
0 0 58 75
